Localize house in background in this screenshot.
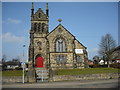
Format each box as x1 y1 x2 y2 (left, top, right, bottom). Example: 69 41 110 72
6 65 19 70
88 60 94 65
111 45 120 63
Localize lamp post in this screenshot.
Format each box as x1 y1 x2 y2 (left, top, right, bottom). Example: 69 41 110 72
22 45 25 84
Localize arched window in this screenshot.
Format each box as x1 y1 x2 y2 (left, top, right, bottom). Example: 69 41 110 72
34 23 37 32
37 41 42 50
42 23 45 32
38 23 41 32
77 55 82 63
39 13 41 18
56 38 66 52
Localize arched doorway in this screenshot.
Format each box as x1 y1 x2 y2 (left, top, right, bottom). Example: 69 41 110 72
36 55 44 68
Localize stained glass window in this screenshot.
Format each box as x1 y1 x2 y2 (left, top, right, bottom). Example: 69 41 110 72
56 38 66 52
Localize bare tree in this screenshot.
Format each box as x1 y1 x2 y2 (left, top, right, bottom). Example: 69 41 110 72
93 56 100 64
99 33 116 68
2 54 7 62
2 54 7 70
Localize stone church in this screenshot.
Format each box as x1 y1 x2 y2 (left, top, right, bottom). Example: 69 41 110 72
28 3 88 82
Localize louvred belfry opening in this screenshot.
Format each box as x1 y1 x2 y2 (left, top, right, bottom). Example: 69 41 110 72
36 56 44 67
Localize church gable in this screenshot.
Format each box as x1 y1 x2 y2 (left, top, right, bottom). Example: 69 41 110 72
33 8 48 20
47 24 75 52
47 24 75 40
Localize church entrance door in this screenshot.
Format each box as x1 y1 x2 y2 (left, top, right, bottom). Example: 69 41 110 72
36 56 44 68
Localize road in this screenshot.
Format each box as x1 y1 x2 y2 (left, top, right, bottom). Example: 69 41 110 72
2 79 119 88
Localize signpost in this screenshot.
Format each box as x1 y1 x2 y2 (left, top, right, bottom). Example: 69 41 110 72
22 45 25 84
22 62 25 84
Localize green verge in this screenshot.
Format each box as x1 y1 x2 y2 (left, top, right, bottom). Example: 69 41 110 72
2 70 26 77
55 68 119 75
1 68 119 76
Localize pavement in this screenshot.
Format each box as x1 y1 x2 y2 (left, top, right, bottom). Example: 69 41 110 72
2 78 119 88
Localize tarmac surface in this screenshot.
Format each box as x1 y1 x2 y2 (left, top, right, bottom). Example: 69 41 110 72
2 78 119 88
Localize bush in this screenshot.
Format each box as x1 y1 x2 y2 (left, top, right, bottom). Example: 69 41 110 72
15 67 23 70
89 65 93 68
92 64 100 68
90 64 108 68
110 63 120 68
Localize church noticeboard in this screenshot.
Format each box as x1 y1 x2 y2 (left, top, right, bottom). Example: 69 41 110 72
75 49 83 54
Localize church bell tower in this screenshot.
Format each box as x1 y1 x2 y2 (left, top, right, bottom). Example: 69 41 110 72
28 2 49 82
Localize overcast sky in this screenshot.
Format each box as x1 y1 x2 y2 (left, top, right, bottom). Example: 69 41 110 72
2 2 118 62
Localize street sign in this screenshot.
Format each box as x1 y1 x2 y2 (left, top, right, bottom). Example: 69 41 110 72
21 62 25 65
21 62 26 68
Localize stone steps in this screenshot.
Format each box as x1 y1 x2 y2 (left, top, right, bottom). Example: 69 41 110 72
35 68 49 82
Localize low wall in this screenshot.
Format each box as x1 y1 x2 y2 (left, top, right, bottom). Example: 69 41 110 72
2 76 28 83
2 73 119 83
52 73 119 81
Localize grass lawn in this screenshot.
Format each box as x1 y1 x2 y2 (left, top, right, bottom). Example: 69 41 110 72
2 70 26 77
1 68 119 76
55 68 119 75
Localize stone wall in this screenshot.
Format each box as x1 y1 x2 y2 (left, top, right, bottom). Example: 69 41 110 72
52 73 119 81
2 73 119 83
2 76 28 83
50 52 74 69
